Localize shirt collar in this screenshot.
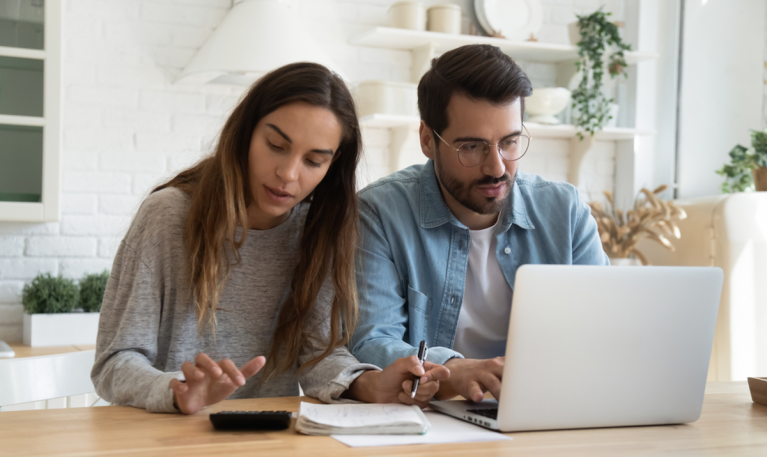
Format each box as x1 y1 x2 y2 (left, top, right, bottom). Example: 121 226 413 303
418 160 535 231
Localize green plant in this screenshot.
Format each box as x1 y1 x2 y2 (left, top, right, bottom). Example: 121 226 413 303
716 129 767 193
79 270 110 313
571 8 632 139
22 273 79 314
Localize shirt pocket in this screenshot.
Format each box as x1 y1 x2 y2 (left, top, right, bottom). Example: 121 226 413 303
407 286 432 316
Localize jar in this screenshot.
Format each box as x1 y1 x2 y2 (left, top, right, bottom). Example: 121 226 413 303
388 1 427 31
356 80 419 117
427 4 461 34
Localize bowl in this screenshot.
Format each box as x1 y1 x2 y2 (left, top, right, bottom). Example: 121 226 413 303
525 87 571 125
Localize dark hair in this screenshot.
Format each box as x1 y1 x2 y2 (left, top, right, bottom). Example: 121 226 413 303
417 44 533 133
154 62 361 379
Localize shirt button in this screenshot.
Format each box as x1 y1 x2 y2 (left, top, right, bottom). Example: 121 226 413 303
504 247 511 254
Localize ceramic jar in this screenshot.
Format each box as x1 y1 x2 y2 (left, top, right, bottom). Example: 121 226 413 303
427 4 461 34
356 80 419 117
388 1 427 31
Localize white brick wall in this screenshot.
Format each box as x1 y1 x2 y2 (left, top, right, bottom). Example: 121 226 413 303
0 0 624 341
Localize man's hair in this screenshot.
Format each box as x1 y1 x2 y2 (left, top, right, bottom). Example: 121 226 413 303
417 44 533 134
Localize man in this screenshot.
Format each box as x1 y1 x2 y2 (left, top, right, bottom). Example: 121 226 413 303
350 44 609 403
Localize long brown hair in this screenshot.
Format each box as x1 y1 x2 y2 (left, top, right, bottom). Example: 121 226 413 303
154 62 361 379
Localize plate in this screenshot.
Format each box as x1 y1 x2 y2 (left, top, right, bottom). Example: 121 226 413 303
475 0 543 41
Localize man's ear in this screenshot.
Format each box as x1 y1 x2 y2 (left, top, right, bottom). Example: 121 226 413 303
419 121 435 160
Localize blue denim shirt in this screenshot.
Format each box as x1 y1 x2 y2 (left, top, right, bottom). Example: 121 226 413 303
350 160 609 368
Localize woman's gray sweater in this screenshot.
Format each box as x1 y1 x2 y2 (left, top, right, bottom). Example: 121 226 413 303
91 187 378 413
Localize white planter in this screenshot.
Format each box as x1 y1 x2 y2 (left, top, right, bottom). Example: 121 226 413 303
23 312 100 347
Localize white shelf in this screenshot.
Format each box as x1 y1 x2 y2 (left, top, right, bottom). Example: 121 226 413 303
359 113 419 128
0 46 46 60
350 27 658 65
0 114 46 127
525 123 654 140
359 114 652 140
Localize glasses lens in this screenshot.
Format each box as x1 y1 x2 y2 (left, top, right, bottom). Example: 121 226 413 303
499 135 530 161
458 142 488 167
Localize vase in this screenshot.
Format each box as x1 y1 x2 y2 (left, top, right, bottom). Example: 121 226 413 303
754 167 767 191
609 257 642 266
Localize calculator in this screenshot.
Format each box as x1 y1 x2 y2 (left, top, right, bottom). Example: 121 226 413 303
209 410 292 431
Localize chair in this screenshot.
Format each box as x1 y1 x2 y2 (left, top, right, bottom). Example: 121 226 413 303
0 350 106 411
636 193 767 381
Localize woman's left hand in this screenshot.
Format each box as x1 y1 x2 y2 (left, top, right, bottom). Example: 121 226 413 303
346 356 450 408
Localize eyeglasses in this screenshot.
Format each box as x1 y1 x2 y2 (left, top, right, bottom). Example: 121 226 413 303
433 126 532 167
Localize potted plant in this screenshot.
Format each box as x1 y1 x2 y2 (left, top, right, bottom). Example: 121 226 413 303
716 128 767 192
22 271 109 347
588 185 687 265
570 8 631 139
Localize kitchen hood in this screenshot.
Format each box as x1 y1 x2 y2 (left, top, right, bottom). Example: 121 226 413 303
177 0 342 85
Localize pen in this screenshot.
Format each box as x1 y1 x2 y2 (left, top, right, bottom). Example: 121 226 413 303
411 340 428 399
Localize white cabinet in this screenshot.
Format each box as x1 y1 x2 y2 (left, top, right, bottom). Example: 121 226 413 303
0 0 62 222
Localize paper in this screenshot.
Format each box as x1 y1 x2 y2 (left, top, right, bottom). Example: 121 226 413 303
296 402 429 435
299 402 424 428
331 411 513 447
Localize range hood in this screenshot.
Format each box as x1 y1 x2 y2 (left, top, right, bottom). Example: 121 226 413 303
177 0 342 85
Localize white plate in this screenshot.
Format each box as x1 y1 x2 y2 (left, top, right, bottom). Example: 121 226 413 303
475 0 543 41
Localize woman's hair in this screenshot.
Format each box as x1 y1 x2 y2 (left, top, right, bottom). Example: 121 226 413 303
154 62 361 379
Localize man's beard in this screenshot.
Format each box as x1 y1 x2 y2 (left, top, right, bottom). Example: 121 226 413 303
434 154 515 215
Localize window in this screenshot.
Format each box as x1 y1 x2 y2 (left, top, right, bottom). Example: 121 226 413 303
0 0 61 221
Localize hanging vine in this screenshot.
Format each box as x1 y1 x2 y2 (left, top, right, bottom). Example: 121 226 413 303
571 8 631 139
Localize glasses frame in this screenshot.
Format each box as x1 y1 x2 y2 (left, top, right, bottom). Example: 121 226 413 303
433 125 532 168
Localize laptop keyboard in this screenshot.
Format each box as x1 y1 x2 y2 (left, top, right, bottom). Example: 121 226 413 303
467 408 498 419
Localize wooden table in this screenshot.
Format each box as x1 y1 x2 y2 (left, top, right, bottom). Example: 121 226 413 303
1 382 764 456
3 344 96 359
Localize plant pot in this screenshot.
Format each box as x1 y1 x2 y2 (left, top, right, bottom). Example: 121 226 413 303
23 312 100 347
568 22 580 45
609 257 642 266
754 167 767 191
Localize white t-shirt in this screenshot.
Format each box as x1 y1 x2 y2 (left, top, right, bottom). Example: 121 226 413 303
452 218 513 360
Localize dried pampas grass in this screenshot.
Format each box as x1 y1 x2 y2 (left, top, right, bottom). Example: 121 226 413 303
588 185 687 265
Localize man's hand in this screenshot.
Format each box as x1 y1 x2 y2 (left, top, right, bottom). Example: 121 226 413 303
437 357 504 402
346 356 450 408
169 353 266 415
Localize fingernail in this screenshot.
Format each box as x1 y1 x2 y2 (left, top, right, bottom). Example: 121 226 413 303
238 376 245 385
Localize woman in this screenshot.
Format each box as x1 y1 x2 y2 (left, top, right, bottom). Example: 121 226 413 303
91 63 448 414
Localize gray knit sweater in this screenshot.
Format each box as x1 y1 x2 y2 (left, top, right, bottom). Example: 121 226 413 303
91 187 378 413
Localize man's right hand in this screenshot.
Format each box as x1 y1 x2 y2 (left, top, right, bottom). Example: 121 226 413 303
436 357 504 402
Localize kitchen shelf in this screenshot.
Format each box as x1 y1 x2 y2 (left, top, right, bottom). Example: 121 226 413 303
0 46 46 60
350 27 658 65
359 114 653 140
359 114 653 186
0 114 46 127
351 26 658 189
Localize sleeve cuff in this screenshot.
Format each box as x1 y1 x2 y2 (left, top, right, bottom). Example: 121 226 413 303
309 363 381 404
426 347 464 366
145 371 185 413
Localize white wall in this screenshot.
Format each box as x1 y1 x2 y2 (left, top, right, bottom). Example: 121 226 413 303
676 0 766 199
0 0 623 341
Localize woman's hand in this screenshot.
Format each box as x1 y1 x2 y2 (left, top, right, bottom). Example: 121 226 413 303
169 353 266 415
346 356 450 408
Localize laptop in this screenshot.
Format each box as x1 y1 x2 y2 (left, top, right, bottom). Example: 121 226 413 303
430 265 723 432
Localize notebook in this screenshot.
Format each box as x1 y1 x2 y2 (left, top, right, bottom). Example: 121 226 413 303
295 402 430 435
